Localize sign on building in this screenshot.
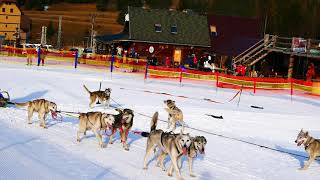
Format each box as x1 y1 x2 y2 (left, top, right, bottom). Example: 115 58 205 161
292 37 307 53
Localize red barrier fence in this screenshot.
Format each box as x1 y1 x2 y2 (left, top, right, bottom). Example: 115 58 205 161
146 66 320 97
1 46 319 98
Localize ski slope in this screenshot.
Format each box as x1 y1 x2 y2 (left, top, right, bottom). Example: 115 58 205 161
0 62 319 180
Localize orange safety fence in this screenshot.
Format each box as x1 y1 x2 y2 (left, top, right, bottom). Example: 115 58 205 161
147 66 320 97
1 46 319 97
0 46 147 72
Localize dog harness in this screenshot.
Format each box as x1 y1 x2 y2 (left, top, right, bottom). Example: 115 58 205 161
160 132 182 154
305 137 315 150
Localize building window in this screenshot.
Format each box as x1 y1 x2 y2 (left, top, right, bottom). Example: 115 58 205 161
10 9 13 13
210 25 218 37
5 24 7 28
6 16 8 19
171 25 178 34
154 24 162 32
4 33 7 36
2 8 5 12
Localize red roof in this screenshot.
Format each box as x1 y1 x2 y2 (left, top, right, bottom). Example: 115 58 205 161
208 15 262 56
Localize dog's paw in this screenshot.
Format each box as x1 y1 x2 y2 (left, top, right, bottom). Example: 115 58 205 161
100 143 106 148
28 122 32 124
43 126 48 129
190 173 196 177
143 167 148 170
298 167 307 170
77 139 80 142
109 141 114 144
123 144 129 151
167 173 173 177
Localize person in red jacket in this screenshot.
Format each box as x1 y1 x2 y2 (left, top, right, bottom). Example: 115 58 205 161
306 63 315 81
165 56 171 67
193 54 197 66
236 64 246 76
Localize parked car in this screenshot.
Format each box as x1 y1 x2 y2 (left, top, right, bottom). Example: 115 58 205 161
83 48 93 58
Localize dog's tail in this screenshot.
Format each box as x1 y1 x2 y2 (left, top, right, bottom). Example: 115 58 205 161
132 112 158 138
83 85 91 94
150 111 158 132
133 131 150 137
15 102 29 107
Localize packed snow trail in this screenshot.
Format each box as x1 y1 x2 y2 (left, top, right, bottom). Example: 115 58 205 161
0 63 319 180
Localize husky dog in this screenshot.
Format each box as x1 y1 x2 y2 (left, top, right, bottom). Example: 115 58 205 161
142 112 191 180
83 85 111 108
15 99 57 129
295 129 320 170
164 100 185 132
157 135 207 177
109 108 134 151
77 112 115 148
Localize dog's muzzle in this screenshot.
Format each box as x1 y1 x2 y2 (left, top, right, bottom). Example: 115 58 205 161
199 147 205 154
297 140 304 146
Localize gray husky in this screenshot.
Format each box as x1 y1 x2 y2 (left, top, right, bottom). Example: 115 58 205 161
164 100 185 132
157 135 207 177
295 129 320 170
83 85 111 108
141 112 191 180
77 112 115 148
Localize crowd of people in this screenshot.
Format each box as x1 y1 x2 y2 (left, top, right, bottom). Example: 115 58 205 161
17 44 319 81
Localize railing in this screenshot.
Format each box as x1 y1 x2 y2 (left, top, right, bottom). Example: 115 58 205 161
233 35 275 65
233 38 264 63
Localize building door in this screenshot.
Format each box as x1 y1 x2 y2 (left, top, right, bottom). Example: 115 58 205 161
173 49 182 64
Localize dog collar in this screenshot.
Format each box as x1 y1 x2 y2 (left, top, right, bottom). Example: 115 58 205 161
304 138 315 149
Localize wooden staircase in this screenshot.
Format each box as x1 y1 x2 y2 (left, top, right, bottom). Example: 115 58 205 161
233 35 276 67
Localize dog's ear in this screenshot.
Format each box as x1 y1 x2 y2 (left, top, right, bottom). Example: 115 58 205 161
301 128 304 132
180 129 183 136
203 137 207 144
115 108 122 113
306 131 309 136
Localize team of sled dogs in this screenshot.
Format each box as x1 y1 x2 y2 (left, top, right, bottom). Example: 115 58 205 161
12 85 208 179
11 85 320 178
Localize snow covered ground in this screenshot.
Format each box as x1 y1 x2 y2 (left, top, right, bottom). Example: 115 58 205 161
0 62 319 180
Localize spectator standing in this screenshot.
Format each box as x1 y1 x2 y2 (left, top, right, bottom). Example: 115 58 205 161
165 56 171 67
116 46 122 56
193 54 197 67
39 47 46 66
26 48 33 65
306 63 315 81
